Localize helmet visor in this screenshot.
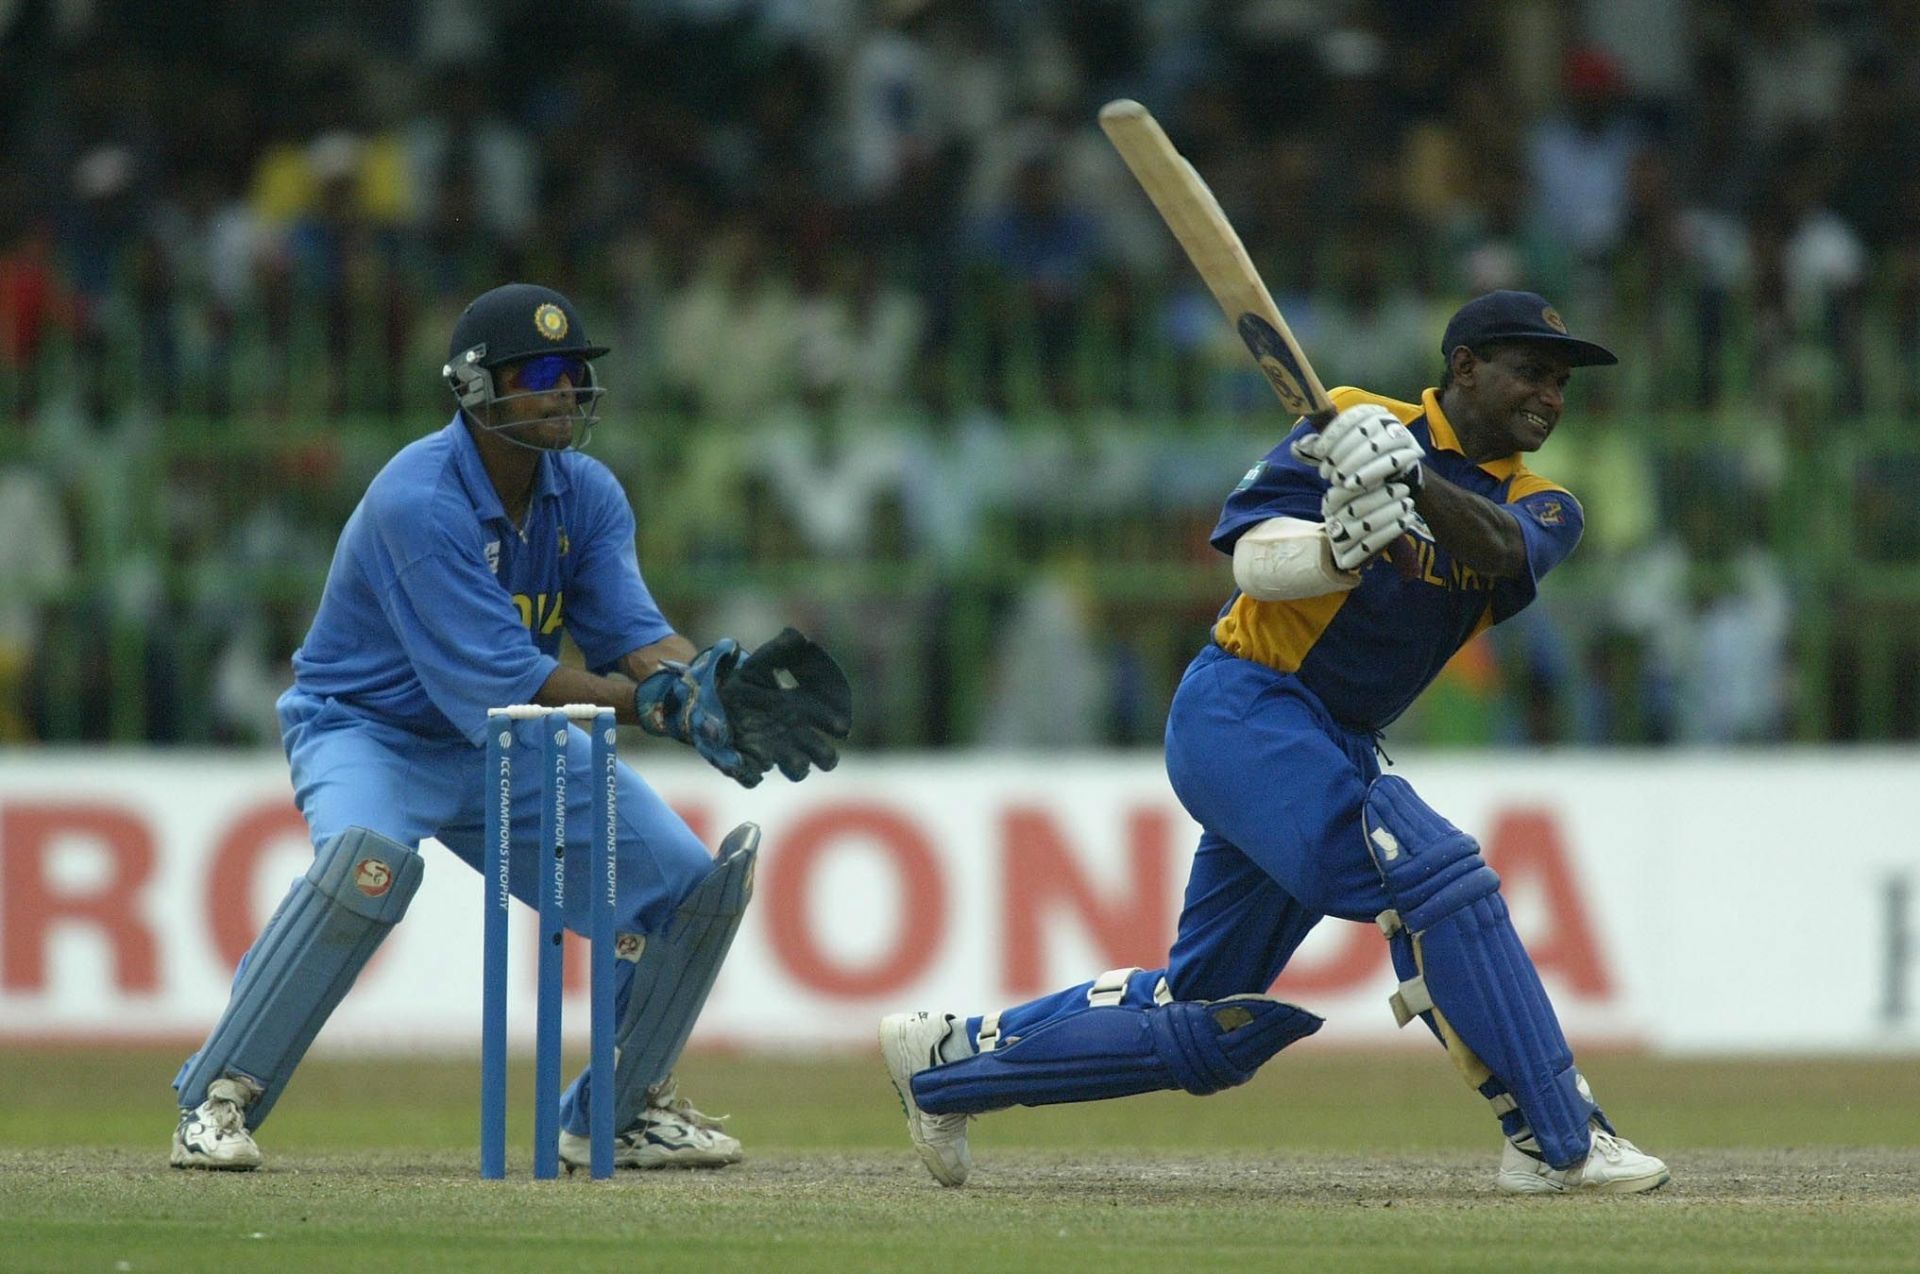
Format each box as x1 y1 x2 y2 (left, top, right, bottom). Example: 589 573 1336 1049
504 354 592 392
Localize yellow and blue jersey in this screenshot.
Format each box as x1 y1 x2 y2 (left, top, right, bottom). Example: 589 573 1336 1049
290 417 673 745
1209 386 1583 731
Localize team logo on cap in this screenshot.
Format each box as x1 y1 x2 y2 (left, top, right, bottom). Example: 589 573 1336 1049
534 303 569 341
1540 306 1568 334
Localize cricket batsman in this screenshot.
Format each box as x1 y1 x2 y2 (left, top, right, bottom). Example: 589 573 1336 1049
171 282 852 1171
882 290 1669 1196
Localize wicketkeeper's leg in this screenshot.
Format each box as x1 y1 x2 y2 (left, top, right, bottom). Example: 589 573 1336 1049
439 732 746 1141
173 826 423 1128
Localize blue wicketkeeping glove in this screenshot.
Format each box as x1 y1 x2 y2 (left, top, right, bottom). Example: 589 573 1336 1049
632 640 766 787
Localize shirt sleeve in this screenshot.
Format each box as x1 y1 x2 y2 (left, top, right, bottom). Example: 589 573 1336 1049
1209 423 1326 554
561 462 674 673
1491 487 1584 623
377 513 559 745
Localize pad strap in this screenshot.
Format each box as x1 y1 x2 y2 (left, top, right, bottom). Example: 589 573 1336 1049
1087 967 1142 1007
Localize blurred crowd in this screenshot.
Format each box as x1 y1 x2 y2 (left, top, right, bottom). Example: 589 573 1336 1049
1 0 1917 750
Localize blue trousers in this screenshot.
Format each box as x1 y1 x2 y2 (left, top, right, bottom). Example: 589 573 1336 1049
974 645 1384 1039
180 689 713 1133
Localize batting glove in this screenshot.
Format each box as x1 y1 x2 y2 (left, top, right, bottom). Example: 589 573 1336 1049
1323 479 1419 572
1291 404 1425 493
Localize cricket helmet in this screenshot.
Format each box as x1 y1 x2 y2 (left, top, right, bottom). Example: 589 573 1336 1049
443 283 609 450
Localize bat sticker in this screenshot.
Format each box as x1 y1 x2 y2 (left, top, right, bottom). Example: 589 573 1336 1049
1235 313 1315 417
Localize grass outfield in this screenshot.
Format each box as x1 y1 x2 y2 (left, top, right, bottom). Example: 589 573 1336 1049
1 1048 1916 1272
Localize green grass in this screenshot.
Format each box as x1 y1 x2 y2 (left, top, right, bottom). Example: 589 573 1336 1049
1 1048 1916 1272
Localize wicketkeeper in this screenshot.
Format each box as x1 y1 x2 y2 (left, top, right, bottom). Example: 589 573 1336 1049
883 290 1669 1196
171 282 852 1171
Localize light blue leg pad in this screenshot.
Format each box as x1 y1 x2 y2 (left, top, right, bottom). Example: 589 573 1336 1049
601 823 759 1129
912 995 1323 1116
173 827 422 1129
1363 776 1604 1168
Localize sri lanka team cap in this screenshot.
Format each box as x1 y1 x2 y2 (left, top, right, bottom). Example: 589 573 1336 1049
1441 290 1617 367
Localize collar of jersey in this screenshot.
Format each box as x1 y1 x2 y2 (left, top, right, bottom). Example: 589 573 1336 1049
1421 388 1518 481
446 415 570 527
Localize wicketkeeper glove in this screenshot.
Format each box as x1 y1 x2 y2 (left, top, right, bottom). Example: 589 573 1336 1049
1322 479 1420 573
1291 403 1425 493
633 640 767 788
717 628 853 783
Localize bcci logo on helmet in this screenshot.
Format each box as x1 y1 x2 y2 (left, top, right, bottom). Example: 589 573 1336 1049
353 858 394 897
534 303 569 341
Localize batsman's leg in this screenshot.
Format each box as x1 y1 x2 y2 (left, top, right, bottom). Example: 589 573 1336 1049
883 832 1330 1187
1362 776 1668 1193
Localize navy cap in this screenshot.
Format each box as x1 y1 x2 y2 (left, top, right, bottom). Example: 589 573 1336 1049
1440 290 1616 367
446 282 609 368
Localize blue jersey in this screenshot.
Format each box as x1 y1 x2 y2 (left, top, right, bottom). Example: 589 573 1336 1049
1208 386 1583 731
291 417 673 745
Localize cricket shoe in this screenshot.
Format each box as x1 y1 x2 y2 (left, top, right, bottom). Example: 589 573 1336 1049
170 1077 262 1171
1496 1127 1670 1195
559 1077 742 1171
880 1011 973 1187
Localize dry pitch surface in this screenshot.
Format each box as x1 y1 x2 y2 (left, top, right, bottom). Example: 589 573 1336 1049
1 1049 1915 1273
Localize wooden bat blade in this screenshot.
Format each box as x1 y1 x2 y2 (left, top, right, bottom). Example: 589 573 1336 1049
1102 99 1420 578
1098 98 1333 424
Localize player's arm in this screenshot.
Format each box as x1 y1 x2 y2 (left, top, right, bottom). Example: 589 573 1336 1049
616 634 698 681
522 634 701 728
1411 473 1529 579
522 634 707 728
528 665 651 727
1231 517 1360 600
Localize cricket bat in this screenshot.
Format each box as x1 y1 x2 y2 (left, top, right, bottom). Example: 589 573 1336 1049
1098 98 1334 426
1100 98 1416 572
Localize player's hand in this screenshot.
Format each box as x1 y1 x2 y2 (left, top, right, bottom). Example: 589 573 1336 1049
1291 405 1425 493
717 628 853 783
633 640 768 787
1322 480 1419 572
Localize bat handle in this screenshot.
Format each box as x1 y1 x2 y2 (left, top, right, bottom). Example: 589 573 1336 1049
1304 407 1416 576
1384 535 1420 580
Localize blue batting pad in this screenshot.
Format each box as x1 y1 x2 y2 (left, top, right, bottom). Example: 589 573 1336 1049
912 995 1322 1116
173 826 422 1128
593 822 758 1129
1363 776 1601 1167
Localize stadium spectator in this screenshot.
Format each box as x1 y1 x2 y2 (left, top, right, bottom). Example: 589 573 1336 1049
6 0 1918 747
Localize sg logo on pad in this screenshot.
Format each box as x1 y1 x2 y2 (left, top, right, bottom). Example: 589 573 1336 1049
354 858 395 898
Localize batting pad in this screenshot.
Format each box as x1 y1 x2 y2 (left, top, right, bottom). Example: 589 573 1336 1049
912 995 1322 1116
607 822 759 1128
173 827 423 1129
1363 776 1601 1168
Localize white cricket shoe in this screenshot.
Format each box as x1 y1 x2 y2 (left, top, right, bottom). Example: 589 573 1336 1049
1496 1127 1670 1195
169 1077 262 1171
559 1077 742 1171
880 1011 973 1187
